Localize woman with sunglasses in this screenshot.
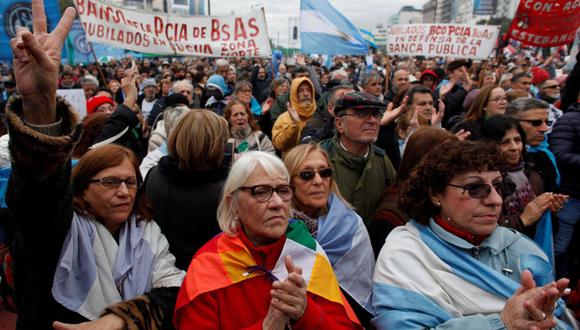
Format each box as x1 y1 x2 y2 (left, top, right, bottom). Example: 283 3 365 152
453 84 507 140
174 151 361 329
283 144 375 327
373 140 575 329
7 3 185 328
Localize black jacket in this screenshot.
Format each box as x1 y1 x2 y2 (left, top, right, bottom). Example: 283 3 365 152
550 103 580 199
442 85 469 129
93 104 148 161
144 156 227 270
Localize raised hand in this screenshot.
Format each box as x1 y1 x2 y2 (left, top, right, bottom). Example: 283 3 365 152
10 0 75 124
121 63 139 111
439 80 455 100
286 102 300 123
381 96 408 126
431 99 445 127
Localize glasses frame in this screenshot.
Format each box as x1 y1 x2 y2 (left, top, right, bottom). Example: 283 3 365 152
447 182 507 199
517 119 552 127
340 109 383 120
488 96 507 103
238 184 294 202
88 176 141 190
295 167 334 181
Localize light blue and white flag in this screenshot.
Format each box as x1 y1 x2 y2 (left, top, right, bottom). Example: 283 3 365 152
300 0 367 55
359 28 377 49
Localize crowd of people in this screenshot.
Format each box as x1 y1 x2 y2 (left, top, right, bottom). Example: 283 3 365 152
0 1 579 329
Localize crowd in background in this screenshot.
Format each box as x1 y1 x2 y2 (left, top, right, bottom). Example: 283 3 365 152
1 5 580 328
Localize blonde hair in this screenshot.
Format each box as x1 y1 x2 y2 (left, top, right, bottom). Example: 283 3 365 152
217 151 289 235
167 109 229 171
283 143 351 210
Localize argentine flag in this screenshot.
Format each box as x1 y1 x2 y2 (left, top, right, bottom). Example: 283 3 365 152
300 0 368 55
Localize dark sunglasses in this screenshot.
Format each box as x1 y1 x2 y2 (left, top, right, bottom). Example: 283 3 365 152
88 176 141 190
296 167 334 181
517 119 552 127
447 181 515 199
542 85 560 90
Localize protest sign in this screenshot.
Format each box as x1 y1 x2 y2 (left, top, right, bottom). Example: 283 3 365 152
385 24 500 59
57 89 87 118
74 0 272 57
508 0 580 47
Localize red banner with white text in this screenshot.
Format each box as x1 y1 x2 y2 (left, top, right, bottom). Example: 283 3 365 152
508 0 580 47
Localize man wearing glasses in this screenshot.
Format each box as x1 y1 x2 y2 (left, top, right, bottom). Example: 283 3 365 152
320 92 397 226
538 79 564 133
506 98 559 194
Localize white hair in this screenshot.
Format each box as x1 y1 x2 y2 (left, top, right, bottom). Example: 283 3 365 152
171 80 194 93
217 151 289 235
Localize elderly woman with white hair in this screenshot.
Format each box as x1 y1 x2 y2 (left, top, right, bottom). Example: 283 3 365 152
174 151 362 329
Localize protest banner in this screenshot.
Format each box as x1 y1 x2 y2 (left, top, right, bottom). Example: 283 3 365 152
385 24 500 59
57 89 87 118
508 0 580 47
74 0 272 57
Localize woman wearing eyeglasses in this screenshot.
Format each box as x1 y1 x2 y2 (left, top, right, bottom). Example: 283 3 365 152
7 3 184 328
283 144 375 326
372 140 575 329
174 151 362 329
453 85 507 140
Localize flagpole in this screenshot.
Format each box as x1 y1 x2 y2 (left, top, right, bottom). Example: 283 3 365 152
88 42 108 86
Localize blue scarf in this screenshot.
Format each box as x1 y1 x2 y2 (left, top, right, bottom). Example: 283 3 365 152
527 138 560 267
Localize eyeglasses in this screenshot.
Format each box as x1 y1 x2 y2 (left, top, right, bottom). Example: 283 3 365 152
238 184 294 202
517 119 552 127
341 109 383 120
447 182 515 199
542 85 560 90
423 76 435 81
488 96 507 103
88 176 141 190
296 167 333 181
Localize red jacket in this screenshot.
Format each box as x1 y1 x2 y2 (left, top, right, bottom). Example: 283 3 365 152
175 231 359 329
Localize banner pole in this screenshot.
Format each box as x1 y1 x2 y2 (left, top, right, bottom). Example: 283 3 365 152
89 42 108 86
384 55 390 94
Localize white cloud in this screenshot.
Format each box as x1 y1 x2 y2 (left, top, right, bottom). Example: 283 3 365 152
210 0 424 48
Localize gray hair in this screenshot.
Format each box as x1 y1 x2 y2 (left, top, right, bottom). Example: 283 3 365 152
506 98 549 116
171 80 194 93
217 151 289 235
360 72 382 88
329 69 348 81
163 105 190 136
216 59 229 68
